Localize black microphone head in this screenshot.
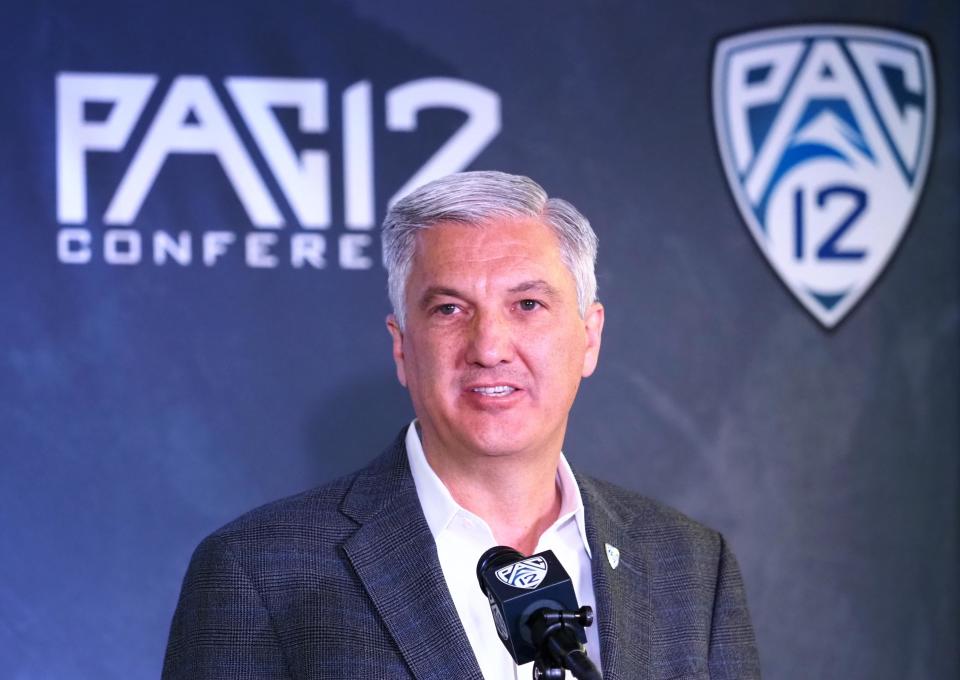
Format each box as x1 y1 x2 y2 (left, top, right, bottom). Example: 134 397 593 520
475 547 583 665
476 546 524 596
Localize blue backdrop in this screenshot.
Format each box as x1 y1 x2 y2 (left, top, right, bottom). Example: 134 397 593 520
1 2 957 678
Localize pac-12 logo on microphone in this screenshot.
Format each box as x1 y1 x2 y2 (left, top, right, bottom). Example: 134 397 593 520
712 25 935 327
495 556 548 590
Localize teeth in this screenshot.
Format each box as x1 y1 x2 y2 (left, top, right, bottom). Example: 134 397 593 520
472 386 515 396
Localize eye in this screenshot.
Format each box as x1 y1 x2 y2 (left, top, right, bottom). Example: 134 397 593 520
518 299 541 311
435 303 459 316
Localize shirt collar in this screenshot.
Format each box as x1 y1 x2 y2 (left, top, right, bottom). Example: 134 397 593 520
405 421 592 558
405 421 464 537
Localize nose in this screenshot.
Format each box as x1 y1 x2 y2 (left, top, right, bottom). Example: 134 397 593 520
465 308 515 367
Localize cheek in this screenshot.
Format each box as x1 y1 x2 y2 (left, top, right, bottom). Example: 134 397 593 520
530 331 586 382
406 334 461 389
558 333 590 386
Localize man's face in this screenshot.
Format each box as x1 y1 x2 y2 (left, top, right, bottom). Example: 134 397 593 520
387 217 604 464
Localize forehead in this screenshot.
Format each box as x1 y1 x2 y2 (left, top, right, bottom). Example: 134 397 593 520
410 216 565 273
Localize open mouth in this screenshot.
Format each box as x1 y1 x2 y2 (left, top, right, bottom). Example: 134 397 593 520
470 385 517 397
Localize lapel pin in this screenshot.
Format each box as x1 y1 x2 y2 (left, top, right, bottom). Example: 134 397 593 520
605 543 620 570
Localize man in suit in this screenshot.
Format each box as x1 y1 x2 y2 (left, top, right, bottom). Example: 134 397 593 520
163 171 761 679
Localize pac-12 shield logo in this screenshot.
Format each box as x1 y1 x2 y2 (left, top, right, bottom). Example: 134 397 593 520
712 25 935 327
495 555 548 590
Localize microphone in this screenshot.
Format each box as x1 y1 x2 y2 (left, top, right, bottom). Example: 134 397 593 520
476 546 602 680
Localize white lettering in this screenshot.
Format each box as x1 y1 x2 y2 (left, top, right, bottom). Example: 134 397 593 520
104 229 141 265
53 73 503 273
56 73 157 223
339 233 373 270
227 77 330 228
57 227 93 263
343 81 375 229
386 78 501 205
203 231 235 265
153 231 192 265
106 76 283 227
291 233 326 268
245 232 279 268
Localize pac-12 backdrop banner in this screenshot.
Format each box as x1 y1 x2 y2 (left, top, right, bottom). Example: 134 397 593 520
1 2 956 679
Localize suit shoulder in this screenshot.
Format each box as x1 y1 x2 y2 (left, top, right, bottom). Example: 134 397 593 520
579 474 720 545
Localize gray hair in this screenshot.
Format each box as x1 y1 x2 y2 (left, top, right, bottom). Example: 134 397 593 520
382 171 599 329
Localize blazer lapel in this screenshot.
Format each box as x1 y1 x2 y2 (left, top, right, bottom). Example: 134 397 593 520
580 477 653 680
341 437 484 680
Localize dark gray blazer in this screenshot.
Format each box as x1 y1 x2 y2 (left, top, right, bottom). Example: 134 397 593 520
162 434 761 679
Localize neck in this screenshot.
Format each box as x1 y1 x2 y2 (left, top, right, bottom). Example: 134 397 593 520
421 436 563 556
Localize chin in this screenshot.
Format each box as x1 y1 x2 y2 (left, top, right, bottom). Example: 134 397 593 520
460 426 546 459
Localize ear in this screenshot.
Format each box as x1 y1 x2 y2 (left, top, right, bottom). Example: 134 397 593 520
386 314 408 387
581 302 604 378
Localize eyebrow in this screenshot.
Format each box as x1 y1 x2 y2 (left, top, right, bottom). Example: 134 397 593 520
416 280 560 309
417 286 465 310
508 279 560 297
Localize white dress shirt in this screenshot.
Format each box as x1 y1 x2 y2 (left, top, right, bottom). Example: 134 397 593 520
405 422 601 680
